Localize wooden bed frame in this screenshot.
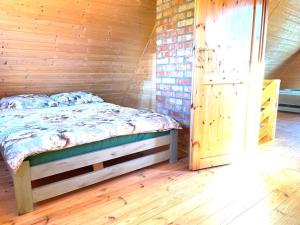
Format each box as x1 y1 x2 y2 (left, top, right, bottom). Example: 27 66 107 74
10 130 178 215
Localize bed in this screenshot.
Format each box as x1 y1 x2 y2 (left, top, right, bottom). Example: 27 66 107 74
0 92 180 215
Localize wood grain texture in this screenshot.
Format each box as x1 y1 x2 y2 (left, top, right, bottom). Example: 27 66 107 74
30 135 171 180
244 0 269 152
12 161 33 215
265 0 300 88
123 23 156 110
260 79 281 144
190 0 261 170
13 133 173 214
32 150 169 203
0 113 299 224
0 0 156 107
92 162 104 171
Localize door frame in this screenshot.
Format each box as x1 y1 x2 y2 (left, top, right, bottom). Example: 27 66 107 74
245 0 269 152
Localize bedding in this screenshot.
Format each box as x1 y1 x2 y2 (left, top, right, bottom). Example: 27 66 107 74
0 94 57 110
50 91 104 106
0 102 180 172
0 91 103 111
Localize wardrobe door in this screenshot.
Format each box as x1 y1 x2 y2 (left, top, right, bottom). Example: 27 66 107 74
190 0 267 170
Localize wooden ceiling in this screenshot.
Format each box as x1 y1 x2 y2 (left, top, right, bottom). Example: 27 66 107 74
264 0 300 88
0 0 156 105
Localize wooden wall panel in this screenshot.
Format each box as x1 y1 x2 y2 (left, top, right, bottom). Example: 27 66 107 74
123 24 156 110
265 0 300 88
0 0 156 106
266 49 300 89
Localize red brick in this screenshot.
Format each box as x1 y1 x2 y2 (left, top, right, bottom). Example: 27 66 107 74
185 26 193 33
156 96 166 102
176 78 192 85
162 77 176 84
156 0 194 125
158 45 168 51
174 43 184 49
175 92 191 99
164 24 176 30
184 42 193 48
161 91 175 97
156 71 166 76
157 84 170 91
183 86 192 92
171 0 185 6
169 111 185 118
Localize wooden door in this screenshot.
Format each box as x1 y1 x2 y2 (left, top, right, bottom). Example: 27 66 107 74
190 0 268 170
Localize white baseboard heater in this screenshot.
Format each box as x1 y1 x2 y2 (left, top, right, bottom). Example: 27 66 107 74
278 89 300 113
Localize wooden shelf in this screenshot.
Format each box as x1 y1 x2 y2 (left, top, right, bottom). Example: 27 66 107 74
259 79 281 144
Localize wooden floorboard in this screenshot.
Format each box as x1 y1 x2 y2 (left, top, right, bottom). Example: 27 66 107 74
0 112 300 224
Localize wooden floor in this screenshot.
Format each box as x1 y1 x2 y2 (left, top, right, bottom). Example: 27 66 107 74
0 112 300 225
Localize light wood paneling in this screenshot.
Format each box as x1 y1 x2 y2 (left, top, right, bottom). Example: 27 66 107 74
265 0 300 88
123 23 156 109
0 0 156 106
0 113 300 223
267 50 300 89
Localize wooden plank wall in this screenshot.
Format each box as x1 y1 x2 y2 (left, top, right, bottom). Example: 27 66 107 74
266 50 300 89
0 0 156 107
123 24 156 110
264 0 300 88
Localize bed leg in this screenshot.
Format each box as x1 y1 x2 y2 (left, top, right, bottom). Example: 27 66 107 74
169 130 178 163
12 161 34 215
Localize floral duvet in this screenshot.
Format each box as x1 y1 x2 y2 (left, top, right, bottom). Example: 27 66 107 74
0 103 180 172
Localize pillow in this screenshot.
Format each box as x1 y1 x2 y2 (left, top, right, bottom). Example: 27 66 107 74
50 91 104 106
0 94 58 110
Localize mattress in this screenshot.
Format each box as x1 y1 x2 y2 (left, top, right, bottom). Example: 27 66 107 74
27 131 170 166
0 102 180 172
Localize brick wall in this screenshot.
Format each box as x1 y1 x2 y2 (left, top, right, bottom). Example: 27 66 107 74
156 0 194 152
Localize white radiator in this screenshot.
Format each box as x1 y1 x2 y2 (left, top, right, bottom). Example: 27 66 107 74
278 89 300 113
